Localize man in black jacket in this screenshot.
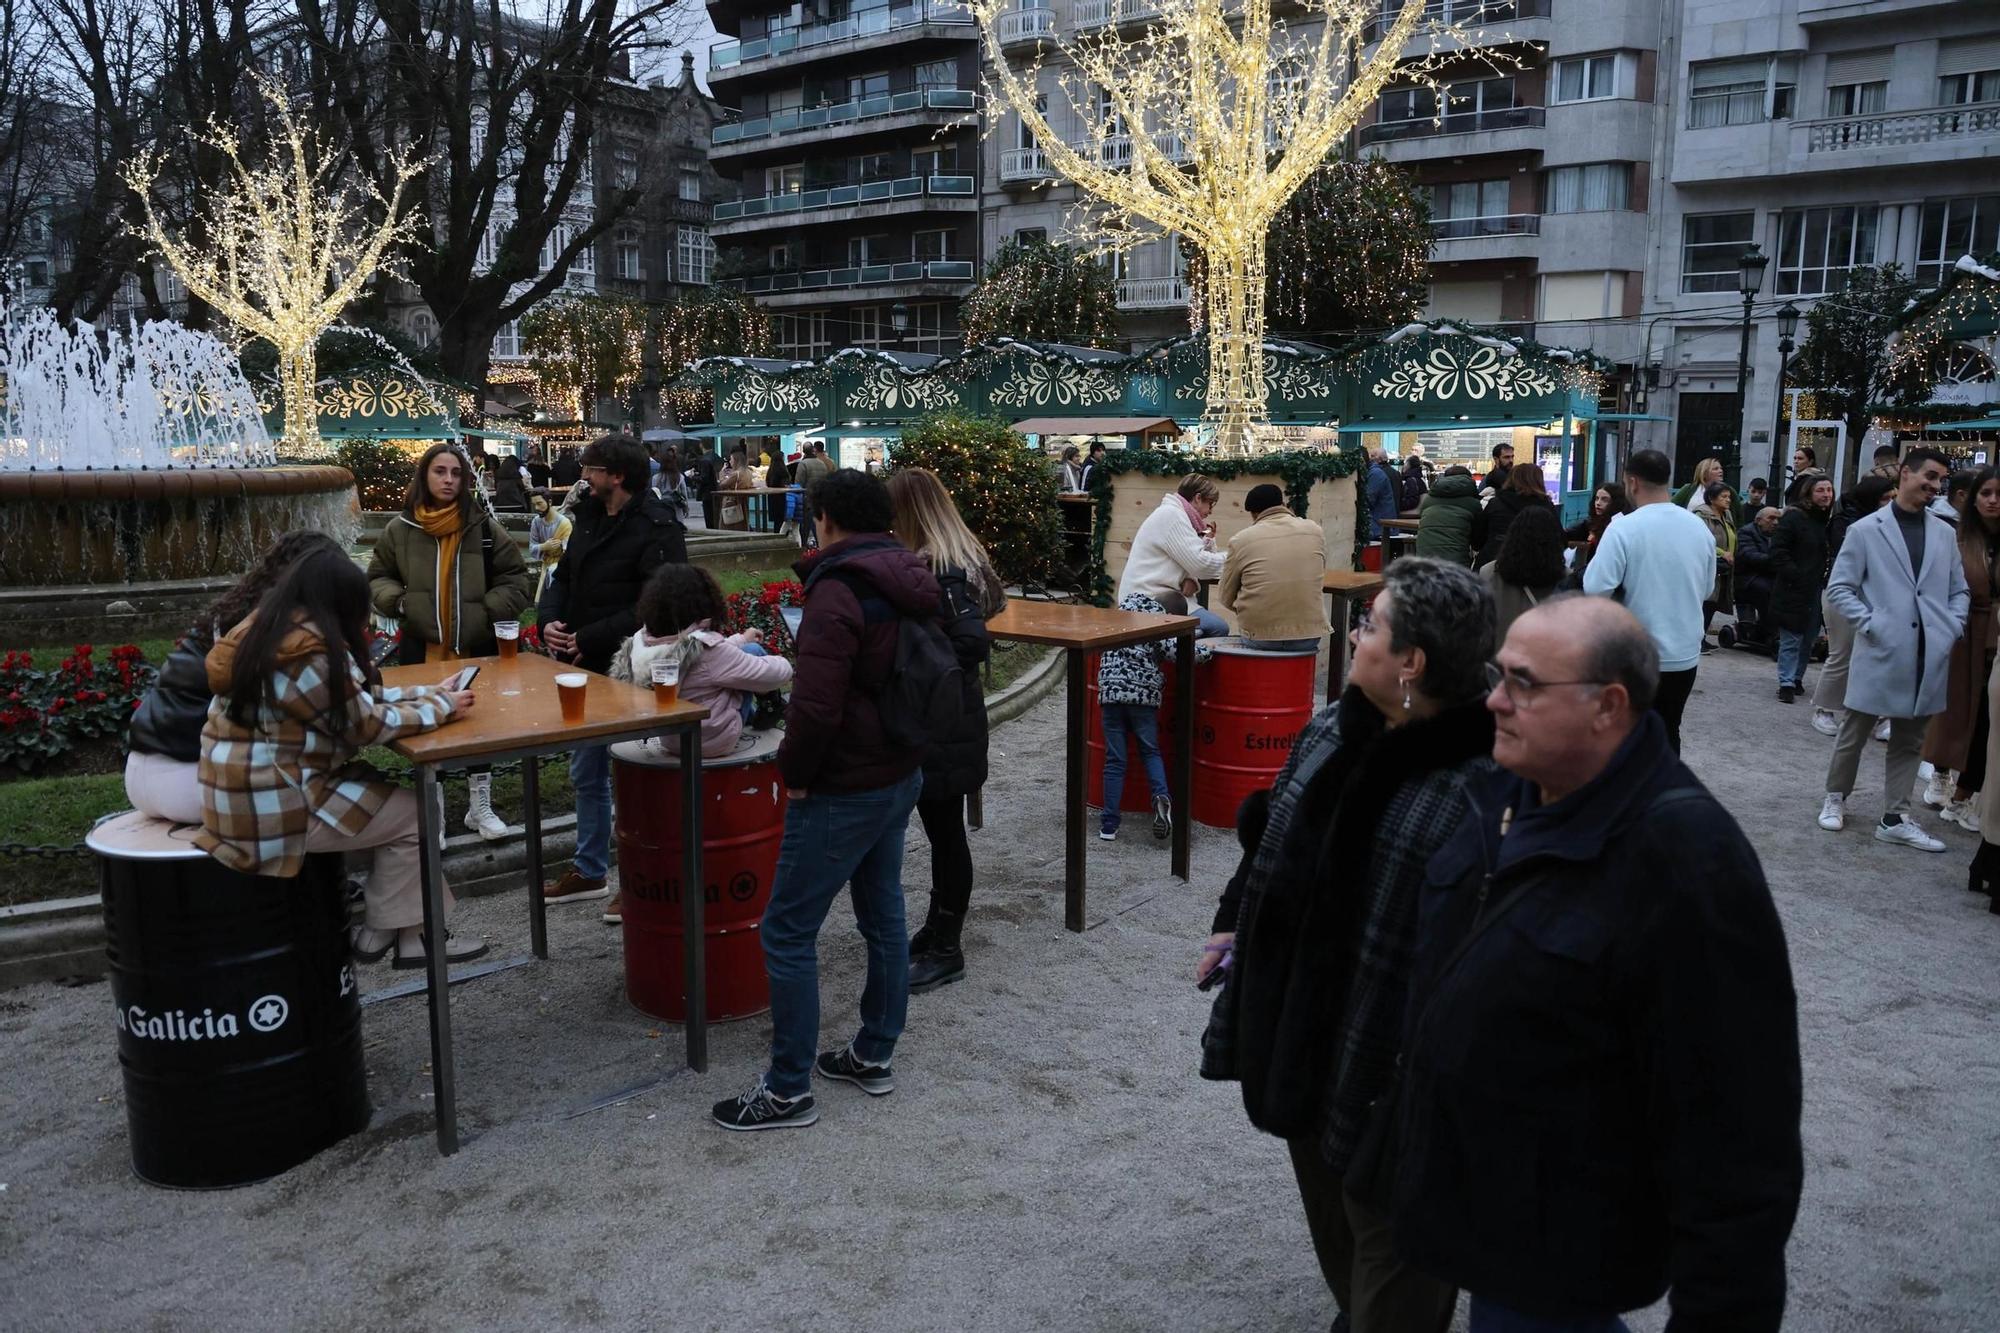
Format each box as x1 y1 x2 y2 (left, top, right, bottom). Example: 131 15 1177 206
537 435 688 908
1395 595 1802 1333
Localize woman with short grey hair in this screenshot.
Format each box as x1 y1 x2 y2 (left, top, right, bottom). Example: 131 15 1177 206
1199 556 1497 1330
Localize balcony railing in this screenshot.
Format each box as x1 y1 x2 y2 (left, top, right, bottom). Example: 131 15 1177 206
713 88 978 147
711 2 973 71
1116 276 1190 309
1804 100 2000 153
1074 0 1163 27
997 6 1056 44
1430 213 1541 240
1000 147 1055 182
1090 132 1188 167
722 259 978 294
1362 0 1550 44
713 174 975 222
1358 104 1545 145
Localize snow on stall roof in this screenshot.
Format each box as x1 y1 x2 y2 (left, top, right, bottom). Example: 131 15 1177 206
1956 254 2000 283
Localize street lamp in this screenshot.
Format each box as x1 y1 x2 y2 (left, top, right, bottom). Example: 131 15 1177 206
1732 245 1770 480
1769 301 1801 505
890 302 910 350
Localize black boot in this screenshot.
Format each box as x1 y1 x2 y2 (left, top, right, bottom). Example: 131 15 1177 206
908 908 966 994
1969 841 2000 896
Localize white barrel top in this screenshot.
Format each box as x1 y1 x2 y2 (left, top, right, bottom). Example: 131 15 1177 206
611 726 784 771
85 809 210 861
1208 638 1320 658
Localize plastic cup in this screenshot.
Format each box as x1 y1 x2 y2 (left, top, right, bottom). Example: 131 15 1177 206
495 621 520 660
650 658 680 707
555 672 588 724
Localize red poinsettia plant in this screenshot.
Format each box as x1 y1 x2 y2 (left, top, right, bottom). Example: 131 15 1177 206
0 644 159 774
721 580 806 659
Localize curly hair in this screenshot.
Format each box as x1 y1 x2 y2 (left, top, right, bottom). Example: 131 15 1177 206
1493 502 1568 590
635 563 728 638
1380 556 1496 705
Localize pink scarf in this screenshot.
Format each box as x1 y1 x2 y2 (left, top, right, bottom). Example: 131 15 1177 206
1176 493 1208 536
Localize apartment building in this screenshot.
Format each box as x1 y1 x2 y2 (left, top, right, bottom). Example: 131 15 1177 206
704 0 984 358
1645 0 2000 484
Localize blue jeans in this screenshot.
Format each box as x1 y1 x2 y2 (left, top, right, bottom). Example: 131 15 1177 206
1240 636 1321 653
1468 1299 1629 1333
1777 602 1822 689
1193 606 1230 638
737 642 768 723
1102 703 1167 828
761 769 923 1097
569 742 612 879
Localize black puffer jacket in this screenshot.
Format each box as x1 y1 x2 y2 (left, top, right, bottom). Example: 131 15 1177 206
1470 489 1549 567
921 562 1003 801
1767 502 1831 631
127 627 217 762
536 491 688 672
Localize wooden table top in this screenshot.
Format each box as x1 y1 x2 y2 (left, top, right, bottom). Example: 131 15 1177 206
383 654 706 765
1380 518 1421 532
1057 493 1096 503
714 486 799 495
1323 569 1388 595
988 600 1198 651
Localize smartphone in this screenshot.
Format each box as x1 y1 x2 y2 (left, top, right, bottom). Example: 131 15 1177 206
780 606 804 637
444 664 480 692
1196 950 1232 992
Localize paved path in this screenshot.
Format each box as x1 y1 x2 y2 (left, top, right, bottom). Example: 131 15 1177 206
1 646 1995 1331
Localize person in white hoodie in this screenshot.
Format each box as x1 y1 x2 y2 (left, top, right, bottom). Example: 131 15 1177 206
1118 473 1230 636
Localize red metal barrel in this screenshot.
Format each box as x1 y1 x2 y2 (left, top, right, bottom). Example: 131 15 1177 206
1193 641 1318 829
610 730 788 1023
1085 651 1180 813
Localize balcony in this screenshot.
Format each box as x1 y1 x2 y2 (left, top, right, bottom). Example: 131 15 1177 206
1803 101 2000 154
1074 0 1163 28
1000 147 1056 183
1116 276 1189 310
1362 0 1550 45
712 174 976 231
1360 105 1545 147
996 6 1056 46
713 88 977 149
710 2 973 74
1089 132 1189 167
1431 213 1540 240
721 258 978 298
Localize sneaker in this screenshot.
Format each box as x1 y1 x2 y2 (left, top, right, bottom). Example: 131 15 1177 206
1778 684 1796 704
1875 816 1946 852
1812 709 1840 737
391 929 491 970
1873 717 1891 742
1152 795 1173 841
815 1044 895 1096
1923 773 1954 808
1818 793 1846 831
711 1081 818 1132
1099 822 1118 841
909 943 966 994
543 869 610 904
601 891 623 925
1943 798 1982 834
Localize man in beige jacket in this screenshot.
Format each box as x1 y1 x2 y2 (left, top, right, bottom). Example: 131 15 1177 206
1219 484 1330 652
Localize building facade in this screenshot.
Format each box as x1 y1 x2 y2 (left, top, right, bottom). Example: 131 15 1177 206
703 0 984 358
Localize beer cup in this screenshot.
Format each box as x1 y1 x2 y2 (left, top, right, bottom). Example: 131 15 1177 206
494 620 520 660
555 672 588 724
650 658 680 707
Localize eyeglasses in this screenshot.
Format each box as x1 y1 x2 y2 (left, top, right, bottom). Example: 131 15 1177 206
1484 662 1609 706
1351 606 1383 638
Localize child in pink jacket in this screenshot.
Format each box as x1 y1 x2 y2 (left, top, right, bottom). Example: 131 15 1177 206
611 565 793 757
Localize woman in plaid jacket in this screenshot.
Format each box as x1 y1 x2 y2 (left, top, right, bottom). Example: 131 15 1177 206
197 545 485 970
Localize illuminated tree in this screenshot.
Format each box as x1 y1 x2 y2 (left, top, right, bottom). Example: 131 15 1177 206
1792 264 1934 469
520 293 651 422
126 75 422 455
970 0 1480 448
961 237 1121 347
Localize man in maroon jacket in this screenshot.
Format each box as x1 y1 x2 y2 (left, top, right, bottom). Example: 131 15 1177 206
713 468 941 1132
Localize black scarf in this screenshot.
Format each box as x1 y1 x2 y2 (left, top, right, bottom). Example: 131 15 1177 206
1233 688 1496 1139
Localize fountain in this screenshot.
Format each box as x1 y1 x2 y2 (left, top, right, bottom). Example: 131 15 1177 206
0 301 357 639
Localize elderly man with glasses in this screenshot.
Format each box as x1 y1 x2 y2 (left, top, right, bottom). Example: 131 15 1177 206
1392 593 1803 1333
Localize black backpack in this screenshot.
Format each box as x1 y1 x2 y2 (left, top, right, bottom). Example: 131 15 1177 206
827 570 965 750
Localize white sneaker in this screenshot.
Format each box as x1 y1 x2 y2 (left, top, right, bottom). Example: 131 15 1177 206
1817 793 1846 831
1874 816 1946 852
1943 798 1982 834
464 803 510 840
1811 710 1840 737
1873 717 1891 742
1923 773 1954 808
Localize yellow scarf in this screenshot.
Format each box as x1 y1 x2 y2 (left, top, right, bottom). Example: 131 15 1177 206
413 502 466 661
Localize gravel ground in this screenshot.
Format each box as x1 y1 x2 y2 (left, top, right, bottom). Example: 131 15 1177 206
1 645 1996 1331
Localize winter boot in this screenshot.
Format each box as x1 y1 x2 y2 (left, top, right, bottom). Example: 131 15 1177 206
464 771 510 841
908 907 966 994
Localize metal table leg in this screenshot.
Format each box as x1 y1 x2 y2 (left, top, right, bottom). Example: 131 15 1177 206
416 765 459 1154
1326 595 1351 707
1064 646 1087 933
678 724 707 1071
524 756 547 961
1172 632 1193 882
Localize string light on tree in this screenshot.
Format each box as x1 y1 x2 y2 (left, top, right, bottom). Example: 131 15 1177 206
126 74 423 457
520 295 650 422
969 0 1501 450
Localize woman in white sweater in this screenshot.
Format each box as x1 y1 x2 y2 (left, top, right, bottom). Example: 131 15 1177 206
1117 474 1230 636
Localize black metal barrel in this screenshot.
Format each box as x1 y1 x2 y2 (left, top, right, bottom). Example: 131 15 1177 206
89 811 369 1189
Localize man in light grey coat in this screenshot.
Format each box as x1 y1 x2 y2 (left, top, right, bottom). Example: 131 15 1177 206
1818 447 1968 850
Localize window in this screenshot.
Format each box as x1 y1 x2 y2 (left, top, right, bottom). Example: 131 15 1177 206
851 306 882 346
493 320 522 360
1825 81 1886 116
913 146 955 176
1380 86 1438 122
773 311 830 360
1776 205 1879 296
1937 37 2000 103
409 311 436 348
24 259 48 287
1938 69 2000 105
1681 212 1756 293
1916 195 2000 285
1443 76 1516 118
767 242 793 270
1689 57 1795 128
1545 164 1629 214
1096 87 1124 135
914 228 952 260
679 166 701 202
1014 227 1048 246
676 227 714 285
848 72 890 102
848 234 896 266
1016 93 1047 151
914 58 955 89
611 144 639 189
1554 55 1617 103
1430 179 1509 221
22 212 45 245
765 164 804 195
615 233 643 280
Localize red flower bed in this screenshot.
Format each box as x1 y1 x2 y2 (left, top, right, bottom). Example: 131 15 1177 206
0 644 159 775
721 580 806 658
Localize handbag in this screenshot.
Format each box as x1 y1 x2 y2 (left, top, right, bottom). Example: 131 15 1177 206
720 499 746 526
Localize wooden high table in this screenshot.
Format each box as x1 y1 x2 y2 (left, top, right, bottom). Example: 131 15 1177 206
986 601 1200 931
1322 569 1387 705
714 486 798 531
383 653 708 1155
1379 517 1420 564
